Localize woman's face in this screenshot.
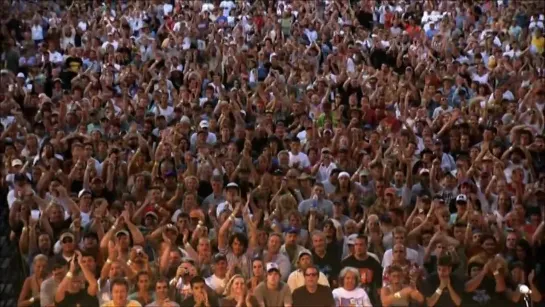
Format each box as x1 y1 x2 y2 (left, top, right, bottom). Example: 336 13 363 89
343 271 357 291
231 277 246 294
252 260 264 277
390 270 401 285
34 259 47 276
137 274 150 291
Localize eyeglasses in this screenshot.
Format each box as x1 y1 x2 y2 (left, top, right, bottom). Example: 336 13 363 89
393 250 404 254
304 273 318 277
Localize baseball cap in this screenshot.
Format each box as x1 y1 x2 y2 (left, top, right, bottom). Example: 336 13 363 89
115 229 130 237
226 182 239 189
359 169 370 176
145 211 159 220
456 194 468 203
16 72 25 79
60 232 75 242
347 233 358 245
78 189 91 198
199 120 209 129
266 262 280 273
419 168 430 175
213 253 228 264
11 159 23 167
297 250 312 259
286 227 299 234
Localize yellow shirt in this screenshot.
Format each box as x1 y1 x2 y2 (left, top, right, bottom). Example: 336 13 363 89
531 35 545 54
101 300 142 307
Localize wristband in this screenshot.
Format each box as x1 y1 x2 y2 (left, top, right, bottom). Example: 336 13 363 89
22 227 27 232
435 288 443 295
394 292 401 299
66 272 73 279
29 297 35 303
106 258 113 264
493 270 500 276
127 260 132 266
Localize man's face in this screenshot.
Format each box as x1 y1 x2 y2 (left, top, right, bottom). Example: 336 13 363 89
112 284 128 304
285 233 297 246
80 256 96 272
267 270 280 286
438 265 451 279
304 267 319 287
268 235 281 253
53 266 67 280
215 260 228 276
155 281 169 298
354 238 367 256
192 281 206 295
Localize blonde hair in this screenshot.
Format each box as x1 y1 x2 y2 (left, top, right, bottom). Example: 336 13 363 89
33 254 48 264
223 274 246 298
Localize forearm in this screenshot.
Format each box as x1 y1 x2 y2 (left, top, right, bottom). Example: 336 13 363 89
125 221 144 245
426 291 442 307
447 284 462 305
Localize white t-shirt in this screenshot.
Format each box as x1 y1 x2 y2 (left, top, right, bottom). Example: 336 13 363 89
332 287 373 307
288 151 310 169
219 1 236 17
205 274 227 291
31 25 44 41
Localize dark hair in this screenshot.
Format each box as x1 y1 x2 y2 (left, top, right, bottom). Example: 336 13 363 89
437 255 453 267
111 277 130 291
356 235 368 244
229 233 249 252
135 272 150 291
156 277 169 287
190 276 206 287
303 265 319 275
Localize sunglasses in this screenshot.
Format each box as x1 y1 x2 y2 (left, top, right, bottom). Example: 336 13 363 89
304 273 318 277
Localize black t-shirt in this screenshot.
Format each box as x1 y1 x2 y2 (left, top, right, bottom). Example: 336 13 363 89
55 288 98 307
341 255 383 305
313 250 341 285
464 276 505 307
420 273 465 307
292 285 335 307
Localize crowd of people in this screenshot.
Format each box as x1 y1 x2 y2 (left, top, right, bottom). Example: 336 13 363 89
1 0 545 306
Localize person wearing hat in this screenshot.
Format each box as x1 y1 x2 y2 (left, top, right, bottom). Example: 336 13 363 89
58 231 77 262
312 147 337 182
448 194 469 224
190 120 217 147
280 227 308 270
253 262 292 307
287 250 330 292
204 253 229 293
215 182 240 217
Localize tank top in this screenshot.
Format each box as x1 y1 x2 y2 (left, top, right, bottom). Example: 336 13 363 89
386 285 410 307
